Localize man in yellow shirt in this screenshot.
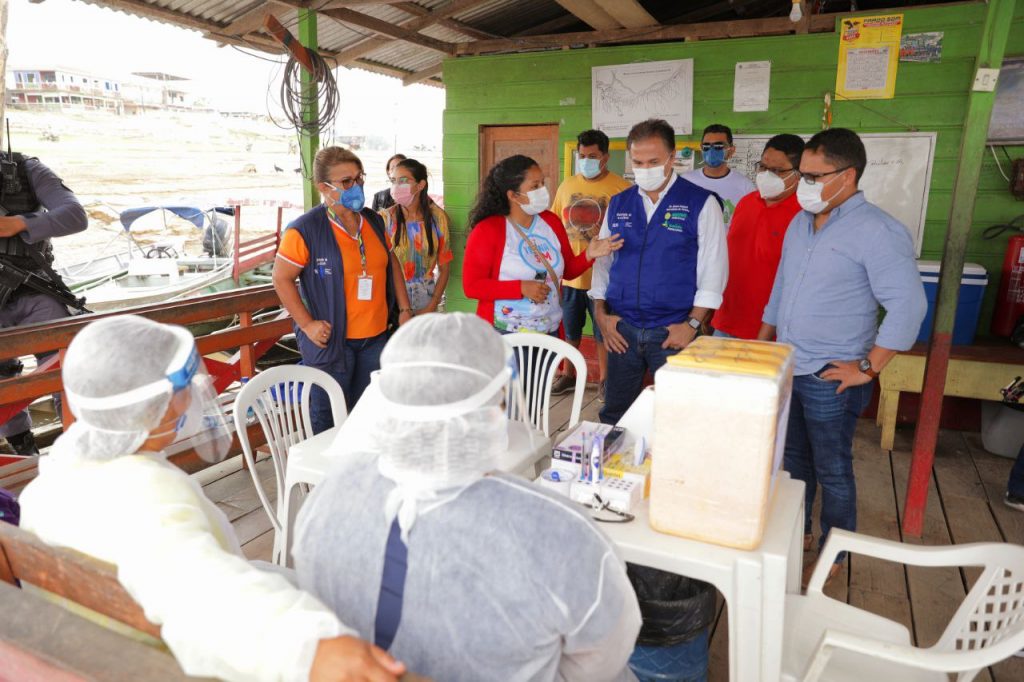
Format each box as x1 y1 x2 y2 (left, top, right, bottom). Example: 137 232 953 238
551 130 632 400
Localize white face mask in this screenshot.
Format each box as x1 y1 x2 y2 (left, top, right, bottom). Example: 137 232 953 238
796 173 844 214
633 165 670 192
518 186 550 216
755 170 792 200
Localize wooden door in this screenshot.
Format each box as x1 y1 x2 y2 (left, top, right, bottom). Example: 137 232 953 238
479 124 561 200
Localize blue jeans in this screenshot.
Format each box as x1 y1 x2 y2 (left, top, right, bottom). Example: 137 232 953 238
712 328 734 339
600 321 674 425
784 372 874 558
561 286 603 343
1009 443 1024 498
309 332 387 435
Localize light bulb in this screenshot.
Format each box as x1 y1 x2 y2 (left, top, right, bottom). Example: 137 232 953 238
790 0 803 22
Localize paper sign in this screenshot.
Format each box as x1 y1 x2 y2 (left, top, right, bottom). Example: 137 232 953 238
836 14 903 100
733 61 771 112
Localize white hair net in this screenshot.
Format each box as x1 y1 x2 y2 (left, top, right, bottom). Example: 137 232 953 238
369 313 511 540
53 315 190 461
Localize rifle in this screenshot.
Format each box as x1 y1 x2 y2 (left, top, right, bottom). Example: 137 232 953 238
0 258 90 313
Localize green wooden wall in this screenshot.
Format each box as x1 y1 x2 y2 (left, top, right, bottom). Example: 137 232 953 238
442 3 1024 335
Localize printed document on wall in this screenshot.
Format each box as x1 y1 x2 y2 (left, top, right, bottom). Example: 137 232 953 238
733 61 771 112
836 14 903 100
592 59 693 137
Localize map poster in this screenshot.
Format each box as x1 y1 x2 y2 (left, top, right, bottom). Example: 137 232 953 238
592 59 693 137
900 32 943 63
836 14 903 100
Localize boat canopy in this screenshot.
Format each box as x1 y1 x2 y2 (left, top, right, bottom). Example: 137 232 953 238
119 206 235 232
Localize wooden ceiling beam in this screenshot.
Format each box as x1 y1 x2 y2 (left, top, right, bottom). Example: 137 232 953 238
592 0 658 28
455 13 836 55
553 0 622 30
393 2 498 40
320 7 457 54
222 1 291 36
333 0 492 66
402 62 444 86
77 0 228 33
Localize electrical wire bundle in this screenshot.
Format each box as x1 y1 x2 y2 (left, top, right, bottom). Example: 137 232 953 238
274 49 339 141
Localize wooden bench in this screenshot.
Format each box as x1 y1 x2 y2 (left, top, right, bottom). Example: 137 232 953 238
0 521 211 681
876 340 1024 450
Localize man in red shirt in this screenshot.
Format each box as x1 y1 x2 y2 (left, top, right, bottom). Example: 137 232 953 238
713 134 804 339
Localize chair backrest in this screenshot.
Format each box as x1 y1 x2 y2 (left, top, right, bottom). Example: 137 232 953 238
232 365 347 536
503 333 586 437
0 521 161 639
935 542 1024 667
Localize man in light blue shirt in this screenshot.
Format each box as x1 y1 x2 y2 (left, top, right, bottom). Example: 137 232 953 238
759 128 926 584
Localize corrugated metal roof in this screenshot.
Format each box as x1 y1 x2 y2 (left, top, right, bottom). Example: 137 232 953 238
76 0 966 87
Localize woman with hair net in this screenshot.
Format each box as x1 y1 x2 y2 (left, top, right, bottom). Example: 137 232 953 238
293 313 642 681
18 314 406 682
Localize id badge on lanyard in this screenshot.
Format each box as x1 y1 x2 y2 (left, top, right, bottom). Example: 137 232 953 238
357 273 373 300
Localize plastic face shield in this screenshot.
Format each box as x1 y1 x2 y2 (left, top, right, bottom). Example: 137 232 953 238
67 325 233 462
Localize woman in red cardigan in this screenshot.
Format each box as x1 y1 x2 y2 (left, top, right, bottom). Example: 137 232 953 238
463 155 622 335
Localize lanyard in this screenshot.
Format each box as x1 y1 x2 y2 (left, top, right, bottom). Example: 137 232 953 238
509 217 560 297
327 208 367 274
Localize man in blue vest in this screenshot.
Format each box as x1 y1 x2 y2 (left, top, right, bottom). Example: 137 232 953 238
590 119 728 424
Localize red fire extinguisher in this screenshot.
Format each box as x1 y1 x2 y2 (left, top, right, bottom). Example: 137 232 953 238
988 217 1024 337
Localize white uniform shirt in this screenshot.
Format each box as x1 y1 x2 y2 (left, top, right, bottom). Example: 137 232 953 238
20 450 349 682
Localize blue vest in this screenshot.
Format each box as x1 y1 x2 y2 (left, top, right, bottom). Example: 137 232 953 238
290 205 395 371
606 178 713 329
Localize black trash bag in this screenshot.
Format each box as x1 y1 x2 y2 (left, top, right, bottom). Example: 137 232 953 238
627 563 716 647
203 215 232 258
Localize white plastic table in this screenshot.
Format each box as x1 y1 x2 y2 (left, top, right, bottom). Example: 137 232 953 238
601 386 805 682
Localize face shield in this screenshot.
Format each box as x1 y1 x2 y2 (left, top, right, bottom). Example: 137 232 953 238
64 325 232 463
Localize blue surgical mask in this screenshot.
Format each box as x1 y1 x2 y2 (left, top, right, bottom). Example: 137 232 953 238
329 183 365 212
576 157 601 179
703 147 727 168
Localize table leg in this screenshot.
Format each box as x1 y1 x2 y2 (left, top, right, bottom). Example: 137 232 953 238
880 389 899 451
728 560 764 682
787 496 803 594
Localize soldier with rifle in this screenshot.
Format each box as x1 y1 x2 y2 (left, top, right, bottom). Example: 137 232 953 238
0 134 88 455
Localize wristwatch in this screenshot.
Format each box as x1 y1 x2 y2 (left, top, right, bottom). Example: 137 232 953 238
858 358 879 379
685 317 702 331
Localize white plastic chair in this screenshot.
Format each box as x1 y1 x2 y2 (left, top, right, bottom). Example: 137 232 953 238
782 529 1024 682
233 365 347 566
503 333 587 437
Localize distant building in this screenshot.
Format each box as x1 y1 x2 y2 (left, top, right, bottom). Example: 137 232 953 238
7 67 123 112
122 72 198 114
6 68 212 115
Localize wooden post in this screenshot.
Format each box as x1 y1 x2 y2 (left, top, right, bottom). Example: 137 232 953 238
298 9 320 211
902 0 1015 537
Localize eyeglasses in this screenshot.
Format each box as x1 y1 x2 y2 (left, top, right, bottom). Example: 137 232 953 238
701 142 728 151
798 166 852 185
327 174 365 190
389 177 413 186
755 162 796 175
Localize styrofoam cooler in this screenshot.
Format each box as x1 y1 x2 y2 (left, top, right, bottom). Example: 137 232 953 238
651 337 794 550
916 261 988 345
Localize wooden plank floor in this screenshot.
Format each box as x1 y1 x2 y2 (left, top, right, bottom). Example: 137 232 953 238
201 389 1024 681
